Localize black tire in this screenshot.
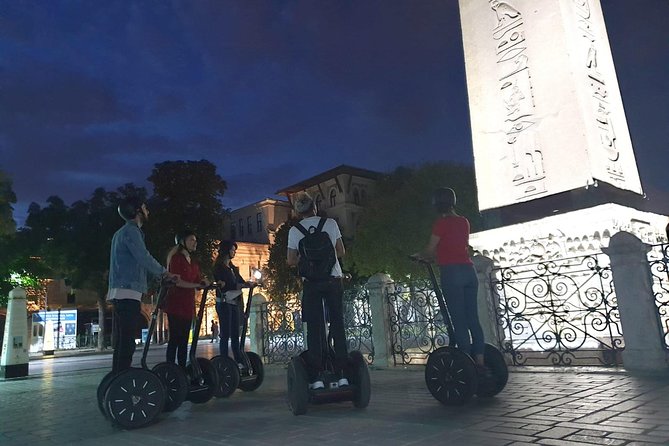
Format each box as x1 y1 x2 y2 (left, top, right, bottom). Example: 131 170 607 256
476 343 509 398
347 350 371 409
186 358 218 404
97 371 117 419
425 347 477 406
211 355 240 398
287 356 309 416
104 369 166 429
238 351 264 392
152 362 189 412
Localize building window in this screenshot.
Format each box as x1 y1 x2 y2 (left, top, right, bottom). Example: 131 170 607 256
256 212 262 232
247 216 252 234
361 189 367 204
353 188 360 205
329 188 337 207
315 194 323 210
238 219 244 237
231 225 236 239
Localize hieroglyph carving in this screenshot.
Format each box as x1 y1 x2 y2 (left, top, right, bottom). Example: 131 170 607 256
572 0 624 182
490 0 547 201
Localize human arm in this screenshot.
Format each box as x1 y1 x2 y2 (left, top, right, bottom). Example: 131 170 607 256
335 237 345 258
286 226 299 266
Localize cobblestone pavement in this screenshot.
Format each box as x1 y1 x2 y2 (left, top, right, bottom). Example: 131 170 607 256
1 360 668 446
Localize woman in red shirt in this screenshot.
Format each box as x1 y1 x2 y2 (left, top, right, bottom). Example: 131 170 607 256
420 188 485 368
163 230 209 367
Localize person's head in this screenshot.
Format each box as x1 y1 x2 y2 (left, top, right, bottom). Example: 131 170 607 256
293 192 316 217
218 240 238 261
118 196 149 225
175 229 197 254
432 187 457 214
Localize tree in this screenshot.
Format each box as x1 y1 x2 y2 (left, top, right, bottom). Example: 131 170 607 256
145 160 228 275
348 162 480 280
0 170 16 236
265 219 302 302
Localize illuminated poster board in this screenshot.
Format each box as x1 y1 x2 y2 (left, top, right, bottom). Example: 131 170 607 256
458 0 642 211
31 309 78 351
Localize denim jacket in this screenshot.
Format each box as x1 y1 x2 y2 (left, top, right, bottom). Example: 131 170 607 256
108 221 166 294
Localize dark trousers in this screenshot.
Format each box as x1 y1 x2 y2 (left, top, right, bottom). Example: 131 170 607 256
439 264 485 357
111 299 141 373
302 278 347 381
216 302 242 362
166 314 192 367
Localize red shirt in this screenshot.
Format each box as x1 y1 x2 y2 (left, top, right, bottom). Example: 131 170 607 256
164 253 201 318
432 215 472 265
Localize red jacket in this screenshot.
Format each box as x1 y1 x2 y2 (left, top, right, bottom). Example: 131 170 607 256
164 252 201 318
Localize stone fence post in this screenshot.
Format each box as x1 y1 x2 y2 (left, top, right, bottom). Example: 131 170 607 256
248 293 268 358
366 273 395 368
602 231 667 373
472 255 500 347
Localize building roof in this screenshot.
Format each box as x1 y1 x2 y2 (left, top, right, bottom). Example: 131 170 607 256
230 197 291 214
276 164 384 195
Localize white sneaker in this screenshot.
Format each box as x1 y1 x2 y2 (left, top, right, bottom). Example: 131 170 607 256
337 378 349 387
309 380 325 390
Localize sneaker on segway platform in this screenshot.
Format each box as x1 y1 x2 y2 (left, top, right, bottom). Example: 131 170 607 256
309 380 325 390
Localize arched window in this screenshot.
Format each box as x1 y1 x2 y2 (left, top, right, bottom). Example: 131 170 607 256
353 188 360 205
329 188 337 207
315 194 323 210
360 189 367 204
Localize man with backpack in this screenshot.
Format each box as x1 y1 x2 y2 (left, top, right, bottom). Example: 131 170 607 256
287 192 348 390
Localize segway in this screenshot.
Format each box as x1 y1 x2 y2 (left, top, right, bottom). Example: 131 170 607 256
409 256 508 405
97 278 185 429
184 283 220 404
287 291 371 415
211 270 265 397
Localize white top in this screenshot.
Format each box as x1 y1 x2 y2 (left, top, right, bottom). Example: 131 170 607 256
107 288 142 302
287 216 343 278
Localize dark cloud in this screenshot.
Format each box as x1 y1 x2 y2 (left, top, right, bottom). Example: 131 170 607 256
0 0 667 226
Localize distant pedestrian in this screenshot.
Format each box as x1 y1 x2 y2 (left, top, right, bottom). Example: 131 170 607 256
107 197 178 373
210 320 219 343
163 230 209 367
413 187 486 371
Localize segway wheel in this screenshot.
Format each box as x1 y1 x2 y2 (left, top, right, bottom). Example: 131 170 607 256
475 343 509 398
287 356 309 416
152 362 188 412
425 347 477 406
104 368 166 429
239 351 265 392
97 371 118 419
347 350 371 409
186 358 219 404
211 355 240 398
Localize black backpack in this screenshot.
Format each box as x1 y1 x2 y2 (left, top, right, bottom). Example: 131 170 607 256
295 218 336 281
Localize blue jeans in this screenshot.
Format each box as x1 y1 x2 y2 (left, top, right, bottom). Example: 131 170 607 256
439 264 484 357
216 302 242 362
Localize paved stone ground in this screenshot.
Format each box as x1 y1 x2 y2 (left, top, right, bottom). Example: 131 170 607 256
1 362 668 446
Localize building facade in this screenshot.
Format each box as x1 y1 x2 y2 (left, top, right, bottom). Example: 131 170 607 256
275 164 382 241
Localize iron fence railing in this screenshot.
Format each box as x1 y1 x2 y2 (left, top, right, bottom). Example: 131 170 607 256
492 253 623 366
260 284 374 364
648 243 669 350
386 280 450 365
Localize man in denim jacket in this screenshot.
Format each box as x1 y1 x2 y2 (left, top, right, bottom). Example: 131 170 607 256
108 197 177 373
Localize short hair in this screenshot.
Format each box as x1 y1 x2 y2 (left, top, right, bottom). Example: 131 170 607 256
293 192 315 215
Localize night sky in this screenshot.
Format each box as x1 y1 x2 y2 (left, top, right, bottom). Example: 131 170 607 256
1 1 668 226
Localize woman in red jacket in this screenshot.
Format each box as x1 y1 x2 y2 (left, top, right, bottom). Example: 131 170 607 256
163 230 209 367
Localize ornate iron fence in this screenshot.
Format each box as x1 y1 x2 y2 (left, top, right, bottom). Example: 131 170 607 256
492 253 623 366
386 281 450 365
648 243 669 350
260 284 374 364
260 298 304 364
